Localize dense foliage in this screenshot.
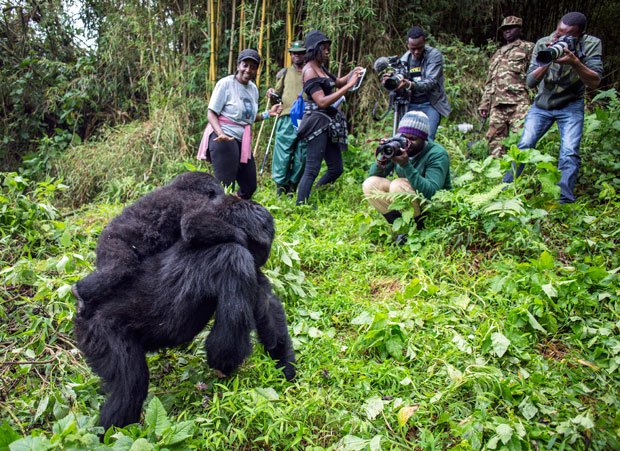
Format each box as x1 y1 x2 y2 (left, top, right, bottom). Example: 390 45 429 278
1 85 619 448
2 1 620 449
1 0 618 168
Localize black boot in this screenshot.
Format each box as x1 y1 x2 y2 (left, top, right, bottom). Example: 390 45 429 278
382 210 402 224
414 213 426 230
394 234 407 245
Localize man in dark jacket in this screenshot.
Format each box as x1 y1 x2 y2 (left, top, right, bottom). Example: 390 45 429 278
389 26 451 140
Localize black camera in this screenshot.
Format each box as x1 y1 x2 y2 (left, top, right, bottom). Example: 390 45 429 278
536 35 578 64
376 135 409 162
268 91 283 104
373 56 410 91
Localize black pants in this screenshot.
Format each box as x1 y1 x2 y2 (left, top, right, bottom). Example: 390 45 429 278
209 134 257 199
296 131 343 205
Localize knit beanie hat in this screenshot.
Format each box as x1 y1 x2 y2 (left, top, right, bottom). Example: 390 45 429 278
398 111 430 140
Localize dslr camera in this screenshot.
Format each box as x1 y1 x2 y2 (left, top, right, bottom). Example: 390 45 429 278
373 56 411 91
267 91 283 104
536 35 578 64
375 135 409 162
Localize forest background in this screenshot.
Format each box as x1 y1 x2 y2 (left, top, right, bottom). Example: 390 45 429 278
1 0 620 450
1 0 619 177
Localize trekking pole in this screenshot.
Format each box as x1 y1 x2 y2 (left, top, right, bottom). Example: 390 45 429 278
252 121 266 159
259 110 280 175
253 97 273 159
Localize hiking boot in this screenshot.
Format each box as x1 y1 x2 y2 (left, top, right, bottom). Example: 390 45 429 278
382 210 402 224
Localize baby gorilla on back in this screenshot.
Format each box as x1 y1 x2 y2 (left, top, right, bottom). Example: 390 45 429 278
73 172 246 317
73 177 296 431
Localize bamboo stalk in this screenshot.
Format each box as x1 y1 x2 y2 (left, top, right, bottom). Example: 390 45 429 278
239 0 245 52
256 0 267 87
337 37 345 78
251 0 260 45
357 33 363 68
216 0 221 64
228 0 237 74
209 0 216 84
266 11 271 87
285 0 292 68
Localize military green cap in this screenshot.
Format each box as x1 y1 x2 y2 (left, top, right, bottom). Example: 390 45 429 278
498 16 523 31
288 40 306 53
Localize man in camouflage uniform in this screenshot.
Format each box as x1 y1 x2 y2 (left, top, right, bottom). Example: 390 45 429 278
479 16 534 157
266 40 307 195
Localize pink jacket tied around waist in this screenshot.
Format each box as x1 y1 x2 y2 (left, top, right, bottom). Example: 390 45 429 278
197 115 252 163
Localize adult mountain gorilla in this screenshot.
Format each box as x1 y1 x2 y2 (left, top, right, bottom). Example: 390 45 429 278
74 194 296 431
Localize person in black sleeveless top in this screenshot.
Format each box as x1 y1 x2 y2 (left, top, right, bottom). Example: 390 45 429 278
295 30 364 205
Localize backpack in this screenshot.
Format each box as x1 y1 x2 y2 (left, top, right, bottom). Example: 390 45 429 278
289 90 305 131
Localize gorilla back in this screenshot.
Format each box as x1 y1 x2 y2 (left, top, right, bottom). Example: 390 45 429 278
73 171 235 315
74 196 296 431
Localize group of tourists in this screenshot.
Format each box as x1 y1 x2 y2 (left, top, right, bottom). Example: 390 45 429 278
199 28 364 206
197 10 603 235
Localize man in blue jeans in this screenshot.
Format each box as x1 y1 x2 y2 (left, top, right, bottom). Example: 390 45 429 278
503 12 603 204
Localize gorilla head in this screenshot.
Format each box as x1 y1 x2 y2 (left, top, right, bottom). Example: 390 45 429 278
218 196 275 267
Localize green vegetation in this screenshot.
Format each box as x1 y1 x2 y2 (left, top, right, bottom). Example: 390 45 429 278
1 89 619 449
2 1 620 449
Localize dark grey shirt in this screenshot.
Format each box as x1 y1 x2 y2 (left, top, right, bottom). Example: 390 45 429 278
526 33 603 110
400 45 451 117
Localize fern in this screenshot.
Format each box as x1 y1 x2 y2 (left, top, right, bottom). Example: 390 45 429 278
483 198 526 217
467 183 507 208
365 190 423 204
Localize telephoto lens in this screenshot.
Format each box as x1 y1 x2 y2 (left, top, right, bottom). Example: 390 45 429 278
537 42 568 64
536 36 577 64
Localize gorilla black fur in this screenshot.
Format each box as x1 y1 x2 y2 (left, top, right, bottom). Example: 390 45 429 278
74 194 296 431
74 172 247 317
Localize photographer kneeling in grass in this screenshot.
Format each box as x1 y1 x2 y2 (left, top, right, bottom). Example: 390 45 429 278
362 111 451 241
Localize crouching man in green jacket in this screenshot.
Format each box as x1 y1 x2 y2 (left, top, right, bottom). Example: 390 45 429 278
362 111 451 233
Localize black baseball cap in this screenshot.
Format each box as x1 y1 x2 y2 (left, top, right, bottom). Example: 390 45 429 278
237 49 261 64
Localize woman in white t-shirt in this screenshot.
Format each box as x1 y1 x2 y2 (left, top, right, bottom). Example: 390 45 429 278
198 49 282 199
